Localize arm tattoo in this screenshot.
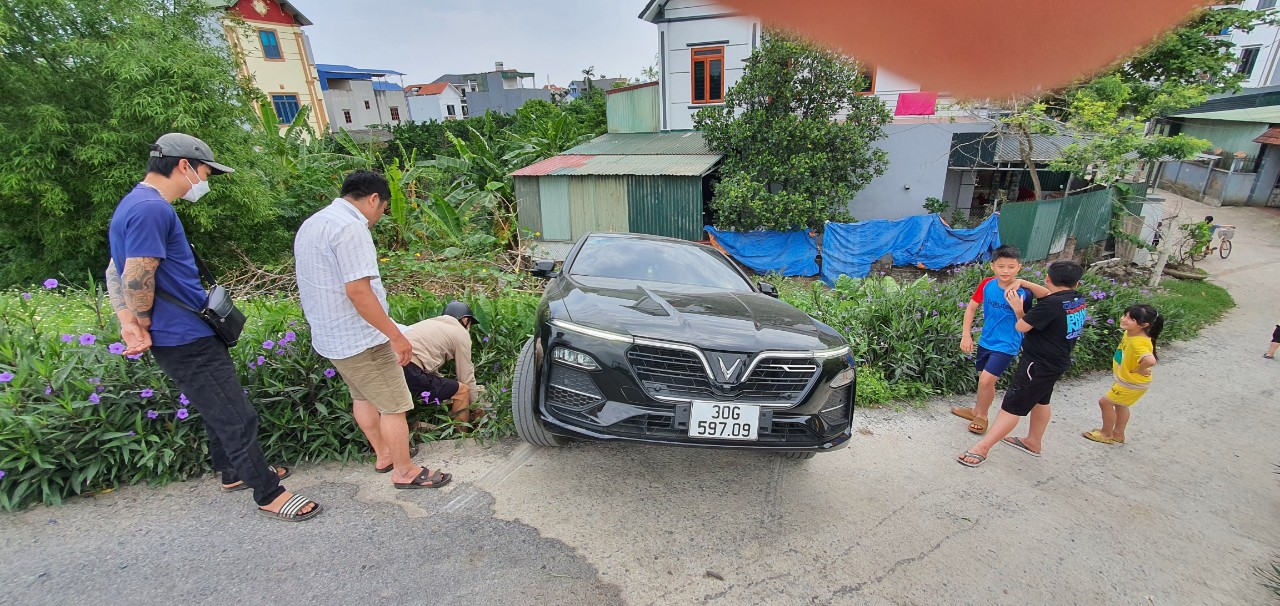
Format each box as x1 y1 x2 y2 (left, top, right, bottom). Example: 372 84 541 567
105 260 127 312
122 257 160 319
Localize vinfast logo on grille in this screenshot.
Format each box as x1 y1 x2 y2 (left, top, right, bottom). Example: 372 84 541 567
711 353 750 384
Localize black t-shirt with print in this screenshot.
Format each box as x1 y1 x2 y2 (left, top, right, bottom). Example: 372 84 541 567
1019 289 1087 373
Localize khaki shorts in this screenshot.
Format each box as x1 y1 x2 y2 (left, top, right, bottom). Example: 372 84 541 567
330 342 413 414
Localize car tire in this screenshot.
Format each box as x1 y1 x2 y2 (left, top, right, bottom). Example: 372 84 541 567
513 336 569 447
779 451 816 460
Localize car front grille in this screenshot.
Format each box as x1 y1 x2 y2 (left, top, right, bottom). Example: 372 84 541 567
627 345 716 400
738 358 819 402
626 345 818 404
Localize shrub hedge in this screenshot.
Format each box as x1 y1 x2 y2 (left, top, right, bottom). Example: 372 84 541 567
0 268 1231 509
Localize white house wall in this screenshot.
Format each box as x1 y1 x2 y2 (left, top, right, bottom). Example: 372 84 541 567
407 86 464 123
659 15 759 130
323 80 387 130
847 122 993 221
1227 1 1280 87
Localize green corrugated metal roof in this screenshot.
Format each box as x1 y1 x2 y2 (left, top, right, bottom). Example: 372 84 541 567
563 132 716 155
511 154 720 177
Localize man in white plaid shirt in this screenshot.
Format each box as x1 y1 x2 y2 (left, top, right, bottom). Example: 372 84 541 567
295 170 452 489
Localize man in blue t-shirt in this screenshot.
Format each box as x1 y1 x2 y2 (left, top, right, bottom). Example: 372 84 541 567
105 133 319 522
951 244 1030 435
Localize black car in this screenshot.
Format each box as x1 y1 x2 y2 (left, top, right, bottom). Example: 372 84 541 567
511 233 856 459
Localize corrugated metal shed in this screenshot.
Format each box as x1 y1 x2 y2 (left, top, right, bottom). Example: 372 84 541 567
628 176 705 241
607 83 660 134
563 132 716 156
514 177 542 236
511 154 719 177
994 134 1077 163
511 131 722 243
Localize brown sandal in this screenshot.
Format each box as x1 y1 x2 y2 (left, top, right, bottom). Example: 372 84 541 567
968 416 988 434
950 406 976 421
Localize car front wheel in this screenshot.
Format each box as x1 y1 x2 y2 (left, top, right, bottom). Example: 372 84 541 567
512 336 569 447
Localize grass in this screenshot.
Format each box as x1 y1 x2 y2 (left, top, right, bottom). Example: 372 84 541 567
1151 278 1236 342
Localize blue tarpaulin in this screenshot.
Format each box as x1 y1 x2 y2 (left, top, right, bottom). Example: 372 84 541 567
820 214 1002 285
704 226 819 277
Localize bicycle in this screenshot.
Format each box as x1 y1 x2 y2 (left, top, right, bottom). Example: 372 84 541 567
1177 223 1235 263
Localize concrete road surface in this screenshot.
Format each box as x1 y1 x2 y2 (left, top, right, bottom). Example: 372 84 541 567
2 191 1278 605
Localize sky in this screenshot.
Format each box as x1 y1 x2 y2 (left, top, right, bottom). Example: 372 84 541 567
296 0 658 87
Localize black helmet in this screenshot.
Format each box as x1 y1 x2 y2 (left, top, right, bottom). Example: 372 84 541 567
443 301 476 326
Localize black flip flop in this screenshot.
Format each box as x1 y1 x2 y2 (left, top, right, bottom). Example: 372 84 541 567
375 444 420 473
394 467 452 489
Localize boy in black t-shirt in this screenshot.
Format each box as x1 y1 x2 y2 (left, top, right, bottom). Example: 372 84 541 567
958 260 1087 467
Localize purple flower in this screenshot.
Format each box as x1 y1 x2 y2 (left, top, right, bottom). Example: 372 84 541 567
89 377 100 385
0 372 13 383
79 333 96 346
108 342 126 355
1106 319 1115 325
179 393 189 406
420 391 431 399
262 340 275 350
323 368 336 378
127 353 143 360
501 387 508 393
43 278 58 289
146 410 159 419
256 355 266 366
140 388 154 398
932 310 939 316
176 408 189 420
126 431 135 436
96 386 105 393
248 362 257 370
0 470 5 480
88 393 100 404
21 293 31 300
44 386 52 395
61 334 74 343
283 331 297 343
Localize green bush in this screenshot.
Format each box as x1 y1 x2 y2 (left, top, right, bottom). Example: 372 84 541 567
0 285 538 510
778 265 1233 401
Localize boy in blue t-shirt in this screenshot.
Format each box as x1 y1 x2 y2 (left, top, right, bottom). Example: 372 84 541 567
951 245 1030 434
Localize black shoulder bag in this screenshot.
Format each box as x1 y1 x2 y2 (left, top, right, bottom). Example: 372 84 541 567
155 245 247 348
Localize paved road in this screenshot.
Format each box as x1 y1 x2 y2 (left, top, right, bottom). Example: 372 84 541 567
2 192 1278 605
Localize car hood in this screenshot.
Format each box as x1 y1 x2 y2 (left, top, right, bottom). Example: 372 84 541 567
549 276 845 353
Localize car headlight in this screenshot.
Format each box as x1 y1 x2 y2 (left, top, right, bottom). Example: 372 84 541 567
549 319 634 343
814 345 851 359
552 346 600 371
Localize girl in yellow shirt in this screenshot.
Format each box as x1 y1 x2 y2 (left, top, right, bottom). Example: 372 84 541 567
1084 304 1163 445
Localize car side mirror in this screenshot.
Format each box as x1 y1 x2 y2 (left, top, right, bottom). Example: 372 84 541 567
759 281 778 298
532 259 558 279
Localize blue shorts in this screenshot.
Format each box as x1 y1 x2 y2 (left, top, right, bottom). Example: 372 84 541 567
974 346 1016 377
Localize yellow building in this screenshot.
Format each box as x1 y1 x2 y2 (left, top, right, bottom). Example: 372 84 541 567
207 0 328 134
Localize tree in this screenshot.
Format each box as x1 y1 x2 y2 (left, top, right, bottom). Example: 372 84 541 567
0 0 290 285
695 31 891 232
990 2 1273 200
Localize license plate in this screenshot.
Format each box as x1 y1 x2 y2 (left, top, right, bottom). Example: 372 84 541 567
688 402 760 441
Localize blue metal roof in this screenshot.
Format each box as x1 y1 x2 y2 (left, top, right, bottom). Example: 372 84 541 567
372 82 404 92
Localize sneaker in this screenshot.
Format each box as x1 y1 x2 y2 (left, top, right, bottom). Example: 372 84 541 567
1265 354 1275 359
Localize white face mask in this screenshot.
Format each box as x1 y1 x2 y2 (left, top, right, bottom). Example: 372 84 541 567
180 164 210 202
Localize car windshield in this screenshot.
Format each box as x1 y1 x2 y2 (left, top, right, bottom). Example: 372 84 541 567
568 237 752 291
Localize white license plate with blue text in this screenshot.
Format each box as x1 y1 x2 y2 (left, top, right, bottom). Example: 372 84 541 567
688 402 760 441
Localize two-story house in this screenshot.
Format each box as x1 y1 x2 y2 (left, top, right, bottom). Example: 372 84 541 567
315 64 408 136
205 0 328 134
432 62 552 115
